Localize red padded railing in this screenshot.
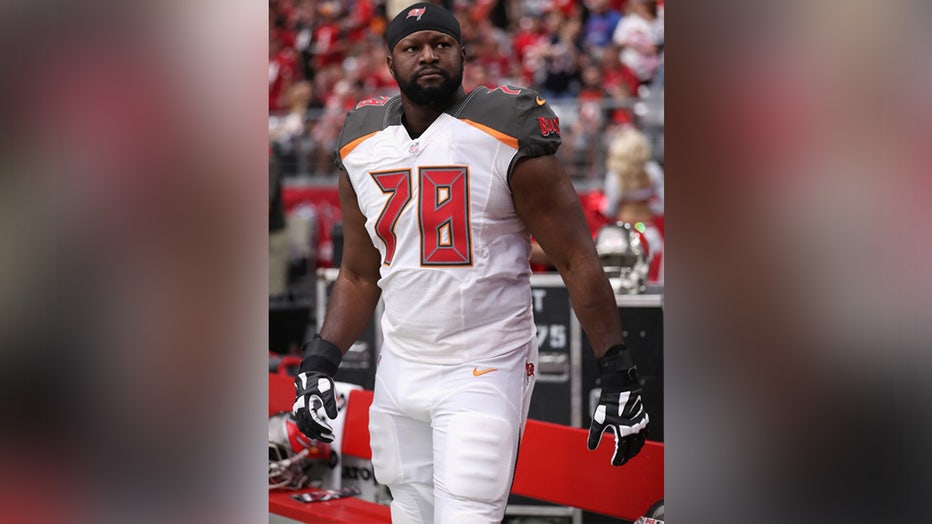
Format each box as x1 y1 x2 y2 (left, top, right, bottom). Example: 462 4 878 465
512 419 663 521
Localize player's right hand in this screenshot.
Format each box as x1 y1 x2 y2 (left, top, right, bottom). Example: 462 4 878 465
292 335 343 443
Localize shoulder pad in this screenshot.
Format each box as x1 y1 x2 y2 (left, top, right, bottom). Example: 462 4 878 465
336 96 402 161
456 85 561 158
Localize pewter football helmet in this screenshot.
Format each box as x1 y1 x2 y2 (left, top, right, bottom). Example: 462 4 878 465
594 222 649 295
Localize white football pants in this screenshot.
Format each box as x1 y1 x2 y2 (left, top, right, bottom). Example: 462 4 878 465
368 339 538 524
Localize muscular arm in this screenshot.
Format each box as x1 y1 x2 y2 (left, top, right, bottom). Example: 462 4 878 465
318 172 383 354
511 155 623 359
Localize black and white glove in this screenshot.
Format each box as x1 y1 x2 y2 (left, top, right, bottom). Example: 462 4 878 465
292 335 343 443
587 344 649 466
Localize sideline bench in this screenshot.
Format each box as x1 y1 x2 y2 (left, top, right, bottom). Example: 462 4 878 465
269 373 663 522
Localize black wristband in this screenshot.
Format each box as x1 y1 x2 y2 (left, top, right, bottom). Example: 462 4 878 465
597 344 639 389
599 344 633 371
298 334 343 376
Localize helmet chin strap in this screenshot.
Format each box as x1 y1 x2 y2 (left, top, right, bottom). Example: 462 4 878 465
269 447 312 490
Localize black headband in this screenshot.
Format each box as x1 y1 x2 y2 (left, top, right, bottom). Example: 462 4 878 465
385 2 461 52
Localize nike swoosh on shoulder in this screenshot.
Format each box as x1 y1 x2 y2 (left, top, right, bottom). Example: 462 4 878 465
472 367 497 376
535 96 546 106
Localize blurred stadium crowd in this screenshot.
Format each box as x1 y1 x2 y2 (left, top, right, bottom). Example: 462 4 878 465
269 0 664 182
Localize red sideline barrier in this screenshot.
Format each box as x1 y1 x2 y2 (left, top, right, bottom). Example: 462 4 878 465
341 389 374 460
282 185 341 214
269 371 297 416
512 419 664 521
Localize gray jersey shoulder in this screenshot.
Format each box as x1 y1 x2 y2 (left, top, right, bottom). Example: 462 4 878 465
338 96 403 150
454 85 562 161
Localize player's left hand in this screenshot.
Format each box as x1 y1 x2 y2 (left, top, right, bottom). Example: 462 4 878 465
587 344 649 466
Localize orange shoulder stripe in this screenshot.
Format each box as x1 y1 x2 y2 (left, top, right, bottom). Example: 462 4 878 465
461 119 519 150
339 131 379 159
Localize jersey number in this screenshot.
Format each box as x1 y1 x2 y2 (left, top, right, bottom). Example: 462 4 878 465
371 167 472 266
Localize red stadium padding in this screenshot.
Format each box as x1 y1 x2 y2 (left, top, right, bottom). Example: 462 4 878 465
282 185 341 215
341 389 374 459
268 373 664 521
269 371 297 416
512 419 664 521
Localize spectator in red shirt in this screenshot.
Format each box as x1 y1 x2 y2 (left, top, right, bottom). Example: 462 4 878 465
512 15 548 88
470 20 513 86
345 0 377 46
354 43 398 96
269 30 298 113
310 2 346 70
599 47 638 125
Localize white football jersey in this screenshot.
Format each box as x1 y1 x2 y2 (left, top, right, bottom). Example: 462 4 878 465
336 86 562 364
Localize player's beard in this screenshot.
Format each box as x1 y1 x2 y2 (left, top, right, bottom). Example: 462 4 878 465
396 61 464 110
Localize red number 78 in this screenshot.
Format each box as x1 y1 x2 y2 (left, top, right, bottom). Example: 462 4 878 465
369 166 472 267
